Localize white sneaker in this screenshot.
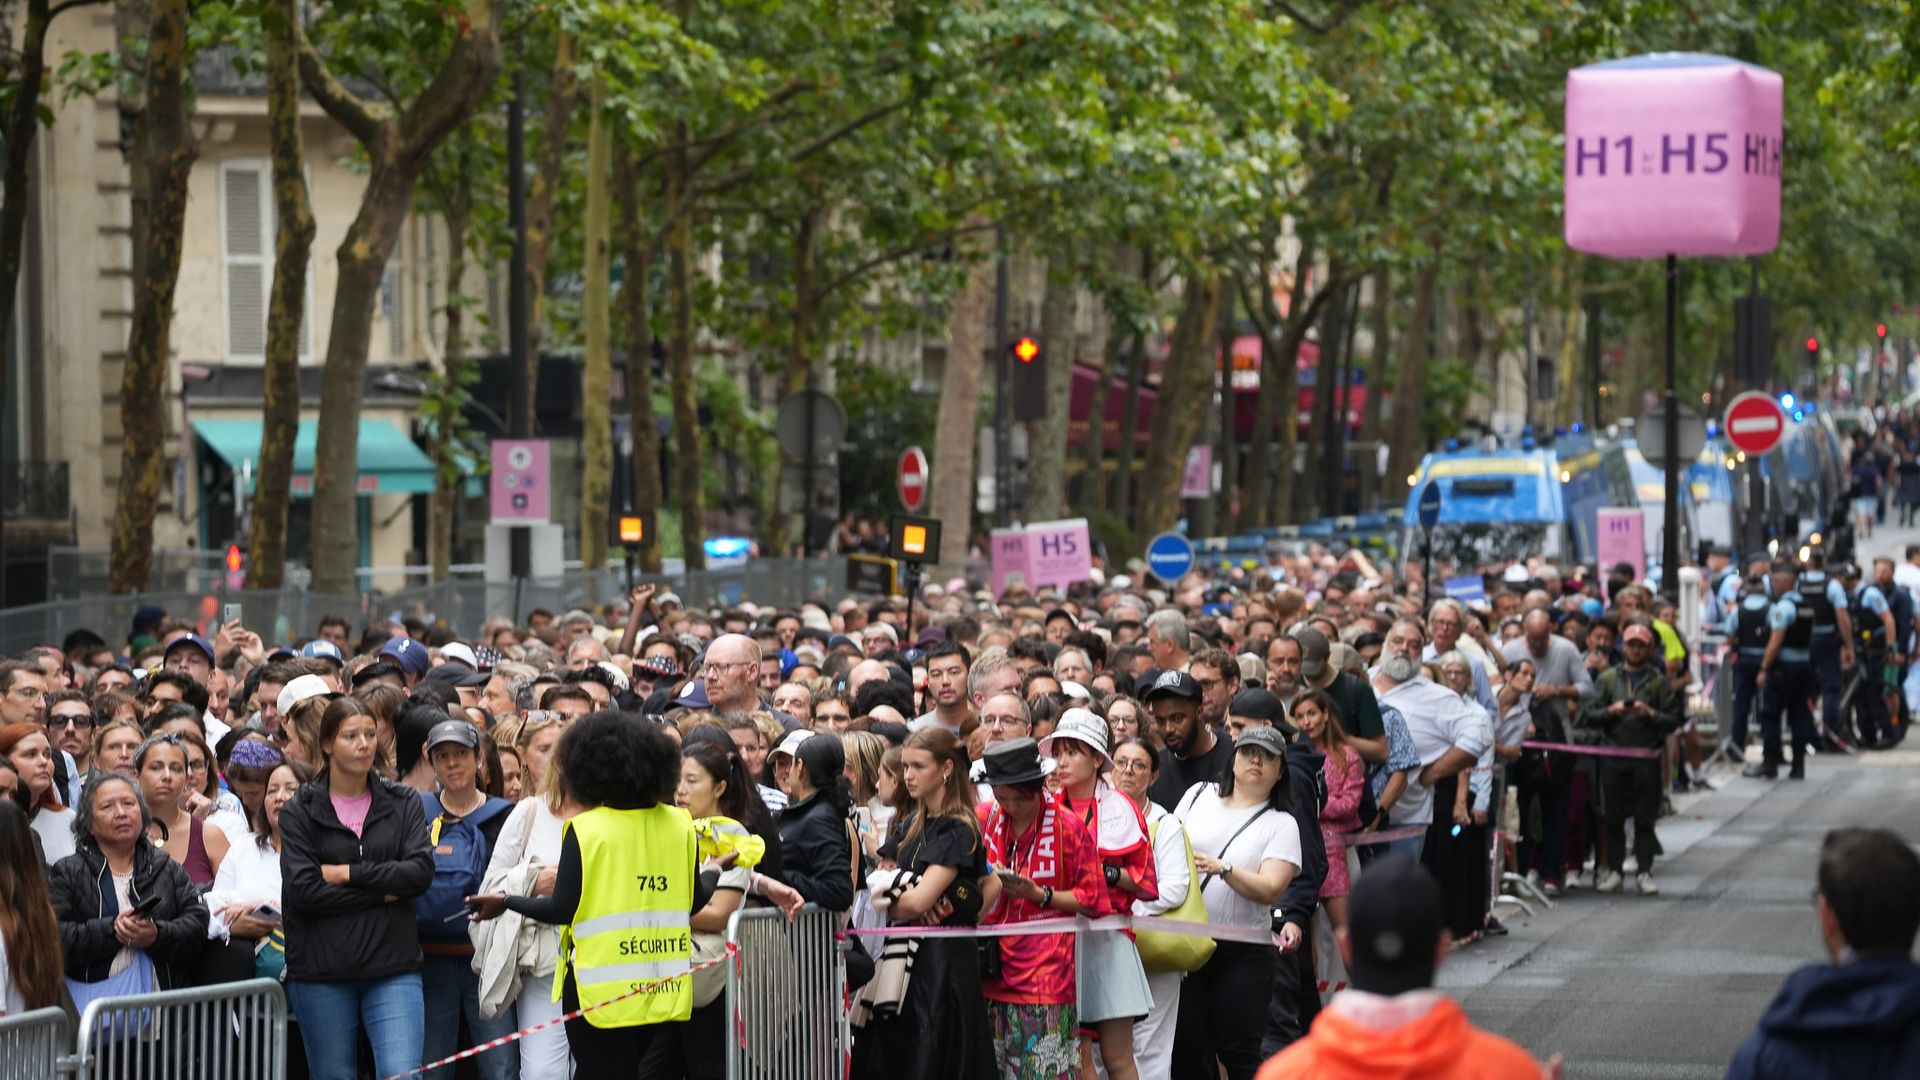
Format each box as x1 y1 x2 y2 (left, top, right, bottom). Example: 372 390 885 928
1596 870 1624 893
1623 856 1639 874
1637 872 1660 896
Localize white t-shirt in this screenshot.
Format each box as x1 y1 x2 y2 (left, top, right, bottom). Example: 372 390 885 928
30 808 76 864
1173 783 1302 932
0 933 27 1016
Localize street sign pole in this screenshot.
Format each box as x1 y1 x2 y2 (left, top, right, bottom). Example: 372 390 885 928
1662 255 1682 599
1418 482 1441 615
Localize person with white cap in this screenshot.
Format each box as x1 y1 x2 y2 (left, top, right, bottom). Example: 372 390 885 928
1042 708 1156 1080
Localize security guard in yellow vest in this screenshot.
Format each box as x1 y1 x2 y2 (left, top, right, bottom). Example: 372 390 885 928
468 714 724 1072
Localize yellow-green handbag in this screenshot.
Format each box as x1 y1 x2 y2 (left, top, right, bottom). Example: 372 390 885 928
1133 819 1216 974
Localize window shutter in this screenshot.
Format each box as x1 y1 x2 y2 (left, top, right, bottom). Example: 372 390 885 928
222 164 267 359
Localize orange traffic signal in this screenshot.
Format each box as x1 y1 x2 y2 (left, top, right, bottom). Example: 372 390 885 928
1014 337 1040 363
225 544 244 573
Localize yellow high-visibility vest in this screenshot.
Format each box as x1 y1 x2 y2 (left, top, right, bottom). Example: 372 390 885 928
555 804 696 1027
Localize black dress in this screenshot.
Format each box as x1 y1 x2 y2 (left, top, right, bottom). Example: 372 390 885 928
851 815 996 1080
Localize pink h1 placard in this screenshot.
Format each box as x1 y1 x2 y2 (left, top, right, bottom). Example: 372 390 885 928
1565 54 1782 260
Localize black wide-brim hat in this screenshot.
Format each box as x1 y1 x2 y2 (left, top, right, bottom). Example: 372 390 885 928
981 737 1050 787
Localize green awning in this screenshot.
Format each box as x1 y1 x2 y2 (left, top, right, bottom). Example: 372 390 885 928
192 417 437 497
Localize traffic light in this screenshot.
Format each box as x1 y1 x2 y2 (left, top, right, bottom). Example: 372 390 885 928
1009 336 1046 421
225 544 244 574
1878 323 1889 340
1806 336 1820 371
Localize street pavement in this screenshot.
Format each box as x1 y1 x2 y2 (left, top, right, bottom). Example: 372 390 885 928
1433 517 1920 1078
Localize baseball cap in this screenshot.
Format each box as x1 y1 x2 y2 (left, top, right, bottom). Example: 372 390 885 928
657 591 683 608
299 640 345 667
771 729 815 759
1228 688 1287 726
276 673 335 717
1621 623 1656 646
164 634 215 665
637 655 680 680
1291 627 1331 680
671 679 711 710
424 663 490 688
1140 670 1202 704
425 719 479 752
1345 856 1447 995
440 642 479 669
1233 726 1289 758
379 636 430 677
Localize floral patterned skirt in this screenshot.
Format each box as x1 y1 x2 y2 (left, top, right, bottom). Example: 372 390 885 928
988 1001 1079 1080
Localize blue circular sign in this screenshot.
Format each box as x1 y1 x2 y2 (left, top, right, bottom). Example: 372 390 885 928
1418 482 1443 530
1146 532 1195 583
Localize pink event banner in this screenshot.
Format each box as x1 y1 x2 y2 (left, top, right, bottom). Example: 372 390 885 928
490 439 551 524
990 518 1093 596
1565 54 1782 260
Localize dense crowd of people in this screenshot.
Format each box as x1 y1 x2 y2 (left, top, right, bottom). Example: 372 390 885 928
0 540 1910 1079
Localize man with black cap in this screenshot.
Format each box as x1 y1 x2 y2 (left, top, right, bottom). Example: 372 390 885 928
1144 670 1236 808
417 718 516 1080
1255 857 1548 1080
1293 627 1388 766
1725 572 1775 757
424 662 491 713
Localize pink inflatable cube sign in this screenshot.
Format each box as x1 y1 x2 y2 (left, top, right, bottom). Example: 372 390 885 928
1564 53 1782 260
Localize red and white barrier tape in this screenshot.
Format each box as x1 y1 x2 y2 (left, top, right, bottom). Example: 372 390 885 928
1520 740 1661 760
378 944 739 1080
841 912 1272 946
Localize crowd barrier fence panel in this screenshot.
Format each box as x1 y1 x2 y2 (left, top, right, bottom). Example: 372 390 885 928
0 1006 68 1080
71 977 288 1080
726 904 847 1080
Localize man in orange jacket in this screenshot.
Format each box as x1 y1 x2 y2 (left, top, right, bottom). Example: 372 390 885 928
1257 857 1558 1080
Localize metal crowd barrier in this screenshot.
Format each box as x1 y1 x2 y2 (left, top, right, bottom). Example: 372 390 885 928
726 904 847 1080
71 978 288 1080
0 1006 68 1080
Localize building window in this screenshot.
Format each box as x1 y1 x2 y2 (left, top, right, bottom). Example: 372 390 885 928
219 159 311 362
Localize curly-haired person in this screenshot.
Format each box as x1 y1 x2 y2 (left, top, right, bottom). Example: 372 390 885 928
468 712 728 1072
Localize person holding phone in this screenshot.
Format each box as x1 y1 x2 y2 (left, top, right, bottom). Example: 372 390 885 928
50 772 209 1002
206 746 311 969
977 737 1103 1080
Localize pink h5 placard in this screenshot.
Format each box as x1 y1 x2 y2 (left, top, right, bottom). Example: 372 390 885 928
1565 54 1782 259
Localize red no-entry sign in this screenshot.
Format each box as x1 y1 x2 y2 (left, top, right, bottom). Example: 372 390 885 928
898 447 929 512
1723 391 1788 457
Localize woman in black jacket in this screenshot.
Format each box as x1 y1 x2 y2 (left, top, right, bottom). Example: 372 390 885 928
278 696 434 1080
775 734 856 911
50 772 208 997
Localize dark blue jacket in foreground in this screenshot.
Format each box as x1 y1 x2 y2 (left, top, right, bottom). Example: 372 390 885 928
1726 956 1920 1080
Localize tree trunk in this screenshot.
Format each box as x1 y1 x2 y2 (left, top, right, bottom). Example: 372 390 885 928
620 146 664 573
1388 255 1443 489
931 257 993 570
300 0 505 595
428 168 470 584
1025 247 1077 521
578 85 613 571
1357 270 1392 511
518 31 578 435
1304 260 1350 519
1137 275 1221 540
1239 245 1310 529
246 0 316 590
108 0 195 593
665 129 705 570
770 203 818 556
0 0 65 445
1074 325 1120 513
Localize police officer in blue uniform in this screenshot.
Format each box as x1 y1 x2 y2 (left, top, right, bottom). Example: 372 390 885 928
1796 553 1855 744
1747 561 1818 780
1727 574 1774 756
1843 562 1898 748
1716 552 1773 631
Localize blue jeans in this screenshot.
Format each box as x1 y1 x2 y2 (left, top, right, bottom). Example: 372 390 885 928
422 953 519 1080
290 972 425 1080
1385 833 1426 864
